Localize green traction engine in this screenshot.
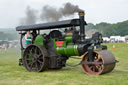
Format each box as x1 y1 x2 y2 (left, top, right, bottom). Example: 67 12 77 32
16 12 117 75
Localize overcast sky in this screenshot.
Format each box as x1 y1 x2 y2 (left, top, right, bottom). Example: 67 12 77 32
0 0 128 28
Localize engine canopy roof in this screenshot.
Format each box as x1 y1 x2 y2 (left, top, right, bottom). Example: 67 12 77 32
16 19 87 31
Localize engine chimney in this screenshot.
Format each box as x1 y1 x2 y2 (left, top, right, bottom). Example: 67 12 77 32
79 11 86 42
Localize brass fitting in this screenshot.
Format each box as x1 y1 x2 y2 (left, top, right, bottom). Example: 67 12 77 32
79 12 85 16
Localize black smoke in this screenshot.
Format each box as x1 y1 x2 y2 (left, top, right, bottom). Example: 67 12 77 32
20 6 37 25
20 2 83 25
40 2 83 21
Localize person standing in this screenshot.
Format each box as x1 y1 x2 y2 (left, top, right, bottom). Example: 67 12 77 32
4 43 7 53
25 30 33 47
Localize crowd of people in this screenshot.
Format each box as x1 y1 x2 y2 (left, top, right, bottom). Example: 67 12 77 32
0 43 7 53
0 40 19 53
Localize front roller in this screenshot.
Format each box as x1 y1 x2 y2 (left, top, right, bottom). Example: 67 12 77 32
81 50 116 75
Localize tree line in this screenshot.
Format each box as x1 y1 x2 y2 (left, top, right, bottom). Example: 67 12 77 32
86 20 128 37
0 29 19 40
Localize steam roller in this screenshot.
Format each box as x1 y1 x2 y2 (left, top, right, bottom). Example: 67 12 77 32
16 11 117 75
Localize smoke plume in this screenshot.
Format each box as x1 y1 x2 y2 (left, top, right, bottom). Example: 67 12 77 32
20 6 37 25
40 6 62 21
20 2 83 25
40 2 83 21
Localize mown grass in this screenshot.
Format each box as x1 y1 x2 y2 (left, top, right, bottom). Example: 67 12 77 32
0 43 128 85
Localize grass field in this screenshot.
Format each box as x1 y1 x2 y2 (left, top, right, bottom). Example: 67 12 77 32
0 43 128 85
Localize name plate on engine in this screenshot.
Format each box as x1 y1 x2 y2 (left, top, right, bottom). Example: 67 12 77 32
56 41 64 47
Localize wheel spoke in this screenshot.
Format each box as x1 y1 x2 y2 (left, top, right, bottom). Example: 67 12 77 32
31 47 35 54
26 58 31 61
90 66 94 71
30 62 34 69
35 47 38 54
35 62 39 70
37 59 43 64
94 57 102 62
90 66 95 72
29 49 33 56
96 64 102 71
38 54 42 58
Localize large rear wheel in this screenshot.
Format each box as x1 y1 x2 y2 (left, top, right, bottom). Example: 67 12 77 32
23 45 48 72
